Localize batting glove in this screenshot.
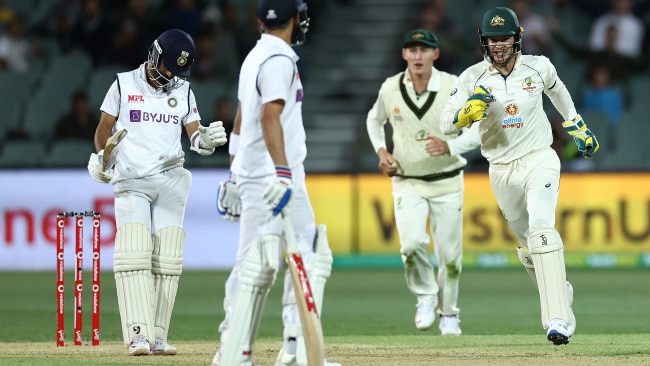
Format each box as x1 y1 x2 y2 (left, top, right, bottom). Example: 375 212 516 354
562 114 600 158
453 85 494 128
217 173 241 222
263 166 293 216
87 150 113 184
191 121 227 155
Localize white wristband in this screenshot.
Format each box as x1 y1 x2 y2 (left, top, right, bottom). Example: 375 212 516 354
228 132 240 155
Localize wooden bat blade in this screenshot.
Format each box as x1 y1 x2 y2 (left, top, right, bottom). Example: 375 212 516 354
102 129 128 171
287 253 325 366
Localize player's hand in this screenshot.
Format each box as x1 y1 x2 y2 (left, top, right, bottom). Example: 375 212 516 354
196 121 227 155
87 151 113 183
263 166 293 216
562 114 600 158
425 136 450 156
377 149 399 176
453 85 494 128
217 175 241 222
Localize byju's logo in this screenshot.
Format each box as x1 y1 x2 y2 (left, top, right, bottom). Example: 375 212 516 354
129 110 180 124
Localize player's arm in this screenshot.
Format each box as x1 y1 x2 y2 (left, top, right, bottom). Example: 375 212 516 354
261 99 288 167
366 94 398 176
94 112 117 152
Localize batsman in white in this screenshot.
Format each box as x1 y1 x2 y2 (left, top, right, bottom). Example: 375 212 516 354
211 1 339 365
366 29 480 337
87 28 227 356
440 7 600 345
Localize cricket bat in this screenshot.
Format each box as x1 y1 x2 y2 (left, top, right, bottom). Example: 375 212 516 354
102 129 128 171
281 209 325 366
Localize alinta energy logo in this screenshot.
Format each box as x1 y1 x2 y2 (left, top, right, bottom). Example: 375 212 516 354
502 103 523 129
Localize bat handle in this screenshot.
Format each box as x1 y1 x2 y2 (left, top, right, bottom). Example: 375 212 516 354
281 209 299 254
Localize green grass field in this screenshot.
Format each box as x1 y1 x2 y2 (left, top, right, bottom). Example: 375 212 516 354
1 268 649 365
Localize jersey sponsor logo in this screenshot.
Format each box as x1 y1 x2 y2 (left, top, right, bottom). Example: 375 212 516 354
393 107 404 122
450 88 457 96
129 110 180 124
128 95 145 103
296 89 303 102
503 103 523 128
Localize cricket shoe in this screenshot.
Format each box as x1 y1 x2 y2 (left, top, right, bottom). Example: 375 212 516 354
211 351 260 366
128 335 151 356
151 338 177 355
439 315 462 336
414 300 436 331
547 318 571 345
274 348 342 366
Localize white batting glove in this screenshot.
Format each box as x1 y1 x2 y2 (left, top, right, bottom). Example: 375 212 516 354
201 121 227 148
87 151 113 184
263 166 293 216
217 174 241 222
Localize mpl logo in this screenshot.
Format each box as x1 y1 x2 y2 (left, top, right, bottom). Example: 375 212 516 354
128 95 145 103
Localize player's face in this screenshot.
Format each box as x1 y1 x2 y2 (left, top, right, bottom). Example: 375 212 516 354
402 45 438 77
146 61 179 90
487 36 515 65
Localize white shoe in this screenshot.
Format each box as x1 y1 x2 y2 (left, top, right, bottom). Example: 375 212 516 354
274 348 341 366
439 315 462 336
151 338 177 355
128 335 151 356
211 350 259 366
414 301 436 331
547 318 571 345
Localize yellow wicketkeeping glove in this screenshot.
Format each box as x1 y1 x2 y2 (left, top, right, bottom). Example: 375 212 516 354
562 114 600 159
453 85 495 128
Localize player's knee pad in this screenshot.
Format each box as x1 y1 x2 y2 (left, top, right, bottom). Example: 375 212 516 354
151 226 185 340
527 227 572 328
152 226 184 276
220 235 280 365
113 222 153 272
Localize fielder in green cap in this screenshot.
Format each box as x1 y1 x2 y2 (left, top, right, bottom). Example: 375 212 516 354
440 6 601 347
366 28 482 337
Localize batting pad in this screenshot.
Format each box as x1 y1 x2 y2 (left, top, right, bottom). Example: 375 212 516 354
114 223 155 344
527 228 572 328
152 226 185 341
219 235 280 365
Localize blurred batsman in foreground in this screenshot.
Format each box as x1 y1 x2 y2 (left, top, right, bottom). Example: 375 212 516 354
212 0 340 365
441 7 600 345
88 29 227 355
366 29 480 337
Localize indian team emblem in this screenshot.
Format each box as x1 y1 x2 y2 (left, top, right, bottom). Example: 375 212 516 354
491 15 505 27
177 51 189 67
167 97 178 108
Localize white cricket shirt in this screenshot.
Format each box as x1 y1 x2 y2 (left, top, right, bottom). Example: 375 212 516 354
441 54 578 164
100 64 201 181
231 34 306 179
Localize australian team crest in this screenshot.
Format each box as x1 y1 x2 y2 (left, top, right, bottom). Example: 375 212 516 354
491 15 505 27
177 51 189 67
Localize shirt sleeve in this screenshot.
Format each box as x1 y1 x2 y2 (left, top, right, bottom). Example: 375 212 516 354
257 55 295 104
542 57 578 120
366 89 389 153
447 124 482 156
183 89 201 125
440 75 469 135
99 80 120 117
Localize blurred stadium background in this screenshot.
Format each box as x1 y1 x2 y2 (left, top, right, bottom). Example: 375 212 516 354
0 0 649 271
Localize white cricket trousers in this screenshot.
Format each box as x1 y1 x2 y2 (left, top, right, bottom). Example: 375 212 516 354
393 187 463 315
488 147 561 247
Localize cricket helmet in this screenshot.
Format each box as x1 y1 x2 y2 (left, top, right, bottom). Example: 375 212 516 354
147 29 195 91
256 0 309 45
478 7 523 65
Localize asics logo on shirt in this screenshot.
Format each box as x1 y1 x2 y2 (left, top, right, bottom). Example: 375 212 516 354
129 110 180 124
